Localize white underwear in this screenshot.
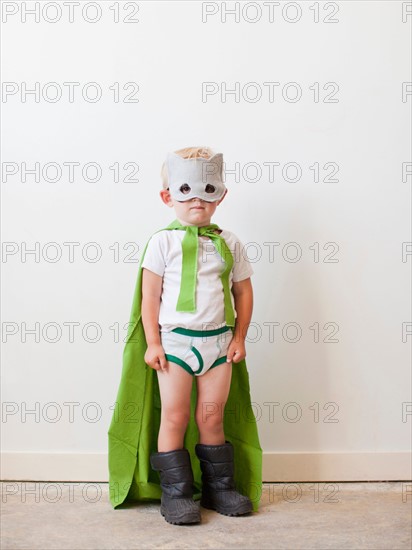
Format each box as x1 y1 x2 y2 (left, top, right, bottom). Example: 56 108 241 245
160 325 234 377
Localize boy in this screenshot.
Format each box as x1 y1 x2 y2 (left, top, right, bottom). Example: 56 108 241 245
108 146 262 525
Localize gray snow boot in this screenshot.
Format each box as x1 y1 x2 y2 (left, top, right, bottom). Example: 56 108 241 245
195 440 253 516
150 448 201 525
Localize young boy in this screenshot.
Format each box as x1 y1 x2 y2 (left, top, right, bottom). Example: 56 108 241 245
141 146 255 524
107 146 262 526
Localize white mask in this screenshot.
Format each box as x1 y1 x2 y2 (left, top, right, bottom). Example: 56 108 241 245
166 152 226 202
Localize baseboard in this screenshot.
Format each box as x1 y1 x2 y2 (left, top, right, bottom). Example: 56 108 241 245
1 451 411 482
262 451 412 481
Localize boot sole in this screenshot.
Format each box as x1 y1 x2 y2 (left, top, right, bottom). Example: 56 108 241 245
160 508 201 525
200 499 253 516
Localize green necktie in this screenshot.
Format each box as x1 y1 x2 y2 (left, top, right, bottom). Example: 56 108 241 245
165 218 236 327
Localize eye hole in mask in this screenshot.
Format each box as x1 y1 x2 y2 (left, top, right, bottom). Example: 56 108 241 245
179 183 191 194
205 184 216 193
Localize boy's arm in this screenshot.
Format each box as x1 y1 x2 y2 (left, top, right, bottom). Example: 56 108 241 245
141 268 163 345
231 277 253 343
141 267 168 371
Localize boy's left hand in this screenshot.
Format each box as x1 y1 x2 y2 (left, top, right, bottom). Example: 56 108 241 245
226 338 246 363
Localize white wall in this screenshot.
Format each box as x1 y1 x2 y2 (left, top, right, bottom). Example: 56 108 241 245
1 1 411 481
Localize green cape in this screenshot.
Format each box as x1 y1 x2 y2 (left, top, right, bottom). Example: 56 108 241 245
107 222 263 511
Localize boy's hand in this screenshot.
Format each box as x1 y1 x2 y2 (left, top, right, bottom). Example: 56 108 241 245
144 344 168 371
226 337 246 364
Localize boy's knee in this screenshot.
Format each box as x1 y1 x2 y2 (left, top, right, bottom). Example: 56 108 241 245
195 410 223 433
163 408 190 430
195 401 224 426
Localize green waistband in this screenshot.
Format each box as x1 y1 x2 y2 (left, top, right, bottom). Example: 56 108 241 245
171 326 232 337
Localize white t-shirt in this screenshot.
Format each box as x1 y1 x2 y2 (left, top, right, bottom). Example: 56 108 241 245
141 228 254 332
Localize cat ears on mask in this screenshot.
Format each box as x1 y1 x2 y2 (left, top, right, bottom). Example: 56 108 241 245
166 152 224 182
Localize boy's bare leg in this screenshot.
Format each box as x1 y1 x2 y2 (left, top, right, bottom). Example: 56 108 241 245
194 362 253 515
195 362 232 445
156 362 193 452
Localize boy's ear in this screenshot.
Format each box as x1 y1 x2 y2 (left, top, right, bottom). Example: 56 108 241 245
160 189 174 207
217 188 228 205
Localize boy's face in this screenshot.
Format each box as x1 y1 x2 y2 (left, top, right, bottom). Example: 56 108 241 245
159 188 227 227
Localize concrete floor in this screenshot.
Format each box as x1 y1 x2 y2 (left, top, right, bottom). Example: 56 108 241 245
1 482 411 549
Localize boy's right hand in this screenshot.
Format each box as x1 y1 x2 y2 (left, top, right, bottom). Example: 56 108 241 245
144 344 168 371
